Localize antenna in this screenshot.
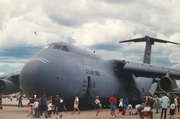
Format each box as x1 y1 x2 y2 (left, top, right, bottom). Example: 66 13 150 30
119 36 179 64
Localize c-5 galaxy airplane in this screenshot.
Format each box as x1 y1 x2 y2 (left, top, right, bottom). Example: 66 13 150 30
0 36 180 107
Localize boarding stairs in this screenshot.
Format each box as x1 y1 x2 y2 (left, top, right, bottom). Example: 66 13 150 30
86 88 96 108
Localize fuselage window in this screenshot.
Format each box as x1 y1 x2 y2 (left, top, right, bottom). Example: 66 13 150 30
62 46 69 52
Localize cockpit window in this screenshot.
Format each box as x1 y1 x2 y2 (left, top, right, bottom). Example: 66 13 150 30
53 44 69 52
53 45 61 49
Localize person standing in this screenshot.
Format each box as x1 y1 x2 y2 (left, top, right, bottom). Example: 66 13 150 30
174 96 178 114
33 98 40 118
0 93 3 108
56 98 66 119
39 94 48 118
158 95 162 111
94 96 101 118
117 98 123 114
160 93 169 119
0 93 2 105
149 97 154 110
154 95 159 113
18 95 23 107
123 97 128 111
169 100 175 119
47 101 53 117
54 95 60 115
0 93 3 111
177 96 180 113
109 94 117 117
71 95 80 114
177 96 180 118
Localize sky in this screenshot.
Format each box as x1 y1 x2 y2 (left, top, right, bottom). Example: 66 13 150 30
0 0 180 75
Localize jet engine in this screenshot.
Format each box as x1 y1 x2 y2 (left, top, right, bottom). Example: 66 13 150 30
0 77 20 94
159 73 178 92
159 76 171 91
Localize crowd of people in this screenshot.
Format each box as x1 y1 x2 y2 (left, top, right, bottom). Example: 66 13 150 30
2 92 180 119
25 94 68 119
25 94 82 119
23 93 180 119
108 93 180 119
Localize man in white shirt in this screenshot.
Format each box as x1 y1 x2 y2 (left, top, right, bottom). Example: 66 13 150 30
160 94 169 119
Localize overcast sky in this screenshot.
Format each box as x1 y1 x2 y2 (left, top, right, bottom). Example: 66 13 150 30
0 0 180 75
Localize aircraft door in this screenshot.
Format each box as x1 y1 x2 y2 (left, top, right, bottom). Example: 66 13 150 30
87 76 96 95
86 76 96 107
87 76 96 89
88 76 91 89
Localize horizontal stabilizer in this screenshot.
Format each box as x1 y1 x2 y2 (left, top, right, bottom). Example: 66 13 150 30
119 36 179 64
119 36 180 45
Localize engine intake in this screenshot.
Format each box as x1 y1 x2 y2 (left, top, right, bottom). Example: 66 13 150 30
159 76 172 92
0 79 19 94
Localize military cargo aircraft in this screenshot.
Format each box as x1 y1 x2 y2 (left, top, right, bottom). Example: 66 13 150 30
0 36 180 107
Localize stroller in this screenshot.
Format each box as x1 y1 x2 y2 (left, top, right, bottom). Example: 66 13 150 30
139 107 153 119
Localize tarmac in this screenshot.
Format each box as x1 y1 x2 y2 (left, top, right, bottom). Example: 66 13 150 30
1 98 180 119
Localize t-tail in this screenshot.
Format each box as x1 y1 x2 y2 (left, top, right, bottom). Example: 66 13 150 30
119 35 179 64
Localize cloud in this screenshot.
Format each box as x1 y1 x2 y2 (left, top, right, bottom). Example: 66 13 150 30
0 0 180 74
73 20 135 46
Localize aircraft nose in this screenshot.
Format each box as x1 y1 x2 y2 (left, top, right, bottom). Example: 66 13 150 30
20 59 48 96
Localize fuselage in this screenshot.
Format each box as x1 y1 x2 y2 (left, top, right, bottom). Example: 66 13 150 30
20 42 145 106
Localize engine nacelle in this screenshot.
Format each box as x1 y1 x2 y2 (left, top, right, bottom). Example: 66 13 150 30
0 78 20 94
159 76 175 92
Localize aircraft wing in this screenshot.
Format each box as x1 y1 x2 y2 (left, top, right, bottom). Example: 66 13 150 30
0 71 20 94
122 60 180 78
119 60 180 92
0 71 20 79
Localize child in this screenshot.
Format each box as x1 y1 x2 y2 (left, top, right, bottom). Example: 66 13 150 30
170 100 175 119
95 96 101 118
47 101 53 117
127 104 133 115
27 104 34 117
33 98 39 118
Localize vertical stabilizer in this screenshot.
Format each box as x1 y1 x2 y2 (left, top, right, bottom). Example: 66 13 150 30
119 36 179 64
